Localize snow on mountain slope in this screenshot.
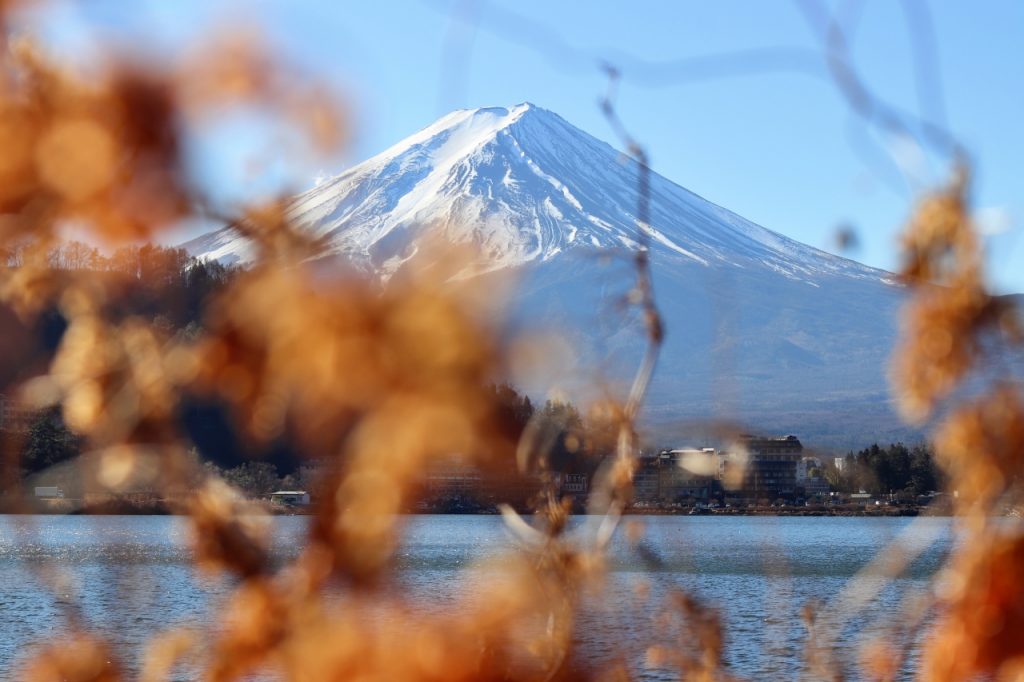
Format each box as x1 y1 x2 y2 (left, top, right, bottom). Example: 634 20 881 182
187 103 886 285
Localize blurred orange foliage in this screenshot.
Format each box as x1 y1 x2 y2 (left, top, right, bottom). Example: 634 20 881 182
1 4 1022 681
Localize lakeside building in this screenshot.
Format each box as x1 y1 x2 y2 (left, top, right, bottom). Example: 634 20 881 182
803 477 831 497
270 491 310 506
419 455 546 511
720 435 805 500
422 457 482 500
553 472 588 496
34 486 64 499
795 456 821 481
796 455 831 498
849 492 874 505
660 449 715 501
634 455 662 500
417 434 820 508
633 449 716 503
0 394 32 433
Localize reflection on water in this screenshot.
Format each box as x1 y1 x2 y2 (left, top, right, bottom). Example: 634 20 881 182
0 515 952 680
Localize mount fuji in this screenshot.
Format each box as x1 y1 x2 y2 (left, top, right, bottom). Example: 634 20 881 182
186 103 914 448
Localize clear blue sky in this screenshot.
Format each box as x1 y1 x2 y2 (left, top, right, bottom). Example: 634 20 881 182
18 1 1024 291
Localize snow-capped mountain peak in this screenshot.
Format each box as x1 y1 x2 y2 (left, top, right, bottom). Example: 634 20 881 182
187 103 885 286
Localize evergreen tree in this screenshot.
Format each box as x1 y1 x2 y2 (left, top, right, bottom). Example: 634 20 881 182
22 407 80 475
909 444 938 495
220 461 282 496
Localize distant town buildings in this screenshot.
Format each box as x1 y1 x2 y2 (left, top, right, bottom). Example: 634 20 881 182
414 433 828 510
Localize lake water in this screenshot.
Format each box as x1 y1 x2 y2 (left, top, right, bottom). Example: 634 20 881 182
0 515 954 680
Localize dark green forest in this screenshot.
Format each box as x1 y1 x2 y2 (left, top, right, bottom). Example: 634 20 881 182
826 442 943 497
3 247 581 495
2 244 276 485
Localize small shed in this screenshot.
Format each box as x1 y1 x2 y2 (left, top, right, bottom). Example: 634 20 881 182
34 486 64 499
270 490 310 506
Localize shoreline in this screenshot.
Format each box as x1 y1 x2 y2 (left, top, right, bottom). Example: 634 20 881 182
0 501 953 517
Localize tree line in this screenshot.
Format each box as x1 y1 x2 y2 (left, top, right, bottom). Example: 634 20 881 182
13 375 597 501
16 406 311 497
825 442 943 497
3 248 614 500
3 241 238 331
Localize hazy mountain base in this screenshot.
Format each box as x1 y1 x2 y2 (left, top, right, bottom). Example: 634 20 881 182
497 249 916 448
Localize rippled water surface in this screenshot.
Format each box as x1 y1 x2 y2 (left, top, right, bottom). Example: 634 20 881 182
0 515 954 680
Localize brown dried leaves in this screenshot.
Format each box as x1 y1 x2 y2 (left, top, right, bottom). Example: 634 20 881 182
1 40 189 243
188 478 271 577
933 384 1024 511
204 553 582 682
922 532 1024 681
890 168 1013 423
646 590 731 682
22 633 122 682
894 170 1024 680
0 28 346 314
